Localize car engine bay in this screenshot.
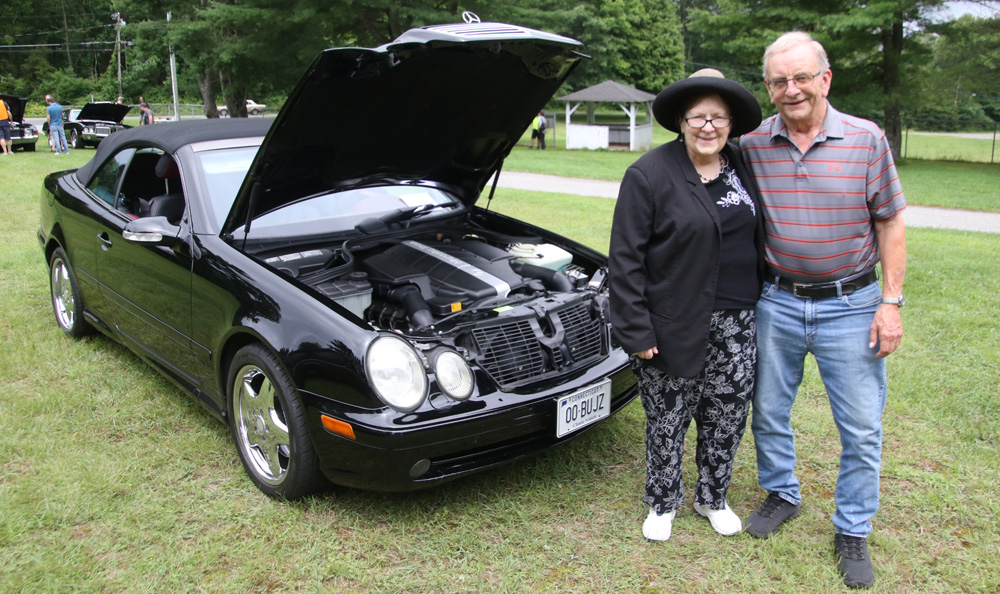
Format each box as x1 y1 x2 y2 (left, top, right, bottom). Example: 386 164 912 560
262 230 612 388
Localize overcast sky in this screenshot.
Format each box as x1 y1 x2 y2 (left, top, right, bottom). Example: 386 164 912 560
935 1 1000 21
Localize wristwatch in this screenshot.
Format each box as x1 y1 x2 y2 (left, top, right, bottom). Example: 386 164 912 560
881 295 905 308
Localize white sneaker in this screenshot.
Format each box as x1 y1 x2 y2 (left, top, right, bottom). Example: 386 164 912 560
642 508 676 541
694 502 743 536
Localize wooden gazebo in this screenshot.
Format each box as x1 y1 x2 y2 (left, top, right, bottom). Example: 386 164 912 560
557 80 656 151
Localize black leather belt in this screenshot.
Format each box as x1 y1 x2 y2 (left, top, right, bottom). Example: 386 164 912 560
776 269 878 299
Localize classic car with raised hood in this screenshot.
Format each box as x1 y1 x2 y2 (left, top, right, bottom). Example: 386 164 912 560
1 94 38 151
38 20 637 499
64 101 132 148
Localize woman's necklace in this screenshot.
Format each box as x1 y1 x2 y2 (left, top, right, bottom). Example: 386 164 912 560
699 153 728 183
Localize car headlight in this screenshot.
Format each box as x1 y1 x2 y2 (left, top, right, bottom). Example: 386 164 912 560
365 335 427 412
433 350 474 401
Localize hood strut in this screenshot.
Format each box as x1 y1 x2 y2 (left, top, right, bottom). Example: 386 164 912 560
241 180 261 250
484 160 504 212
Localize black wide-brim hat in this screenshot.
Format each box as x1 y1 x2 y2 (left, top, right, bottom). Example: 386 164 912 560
653 68 762 137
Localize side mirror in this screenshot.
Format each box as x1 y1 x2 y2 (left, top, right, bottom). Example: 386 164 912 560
123 216 181 247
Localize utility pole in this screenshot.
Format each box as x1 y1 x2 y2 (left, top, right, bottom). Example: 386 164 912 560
168 12 181 121
113 12 123 100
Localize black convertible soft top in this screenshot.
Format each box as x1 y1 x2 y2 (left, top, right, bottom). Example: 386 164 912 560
75 118 273 187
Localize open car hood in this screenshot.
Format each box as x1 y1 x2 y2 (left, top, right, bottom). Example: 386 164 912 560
76 102 132 123
0 94 27 123
223 22 584 237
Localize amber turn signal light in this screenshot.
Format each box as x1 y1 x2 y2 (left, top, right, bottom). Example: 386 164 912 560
320 415 356 439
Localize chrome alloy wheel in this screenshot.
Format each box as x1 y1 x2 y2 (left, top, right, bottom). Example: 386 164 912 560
232 364 291 486
50 258 77 331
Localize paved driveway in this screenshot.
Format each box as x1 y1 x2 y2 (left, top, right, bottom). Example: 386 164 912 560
497 171 1000 234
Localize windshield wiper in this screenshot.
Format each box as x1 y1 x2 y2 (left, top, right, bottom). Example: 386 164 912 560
355 203 436 234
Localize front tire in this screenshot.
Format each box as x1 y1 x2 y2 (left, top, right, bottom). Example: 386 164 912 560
49 248 92 338
228 343 326 499
69 129 84 150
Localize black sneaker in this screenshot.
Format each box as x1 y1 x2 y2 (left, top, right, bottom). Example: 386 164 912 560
835 534 875 589
744 492 800 538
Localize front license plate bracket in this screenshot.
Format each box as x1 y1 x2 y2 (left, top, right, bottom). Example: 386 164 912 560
556 378 611 438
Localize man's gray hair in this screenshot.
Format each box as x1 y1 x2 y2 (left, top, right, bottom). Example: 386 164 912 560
762 31 830 80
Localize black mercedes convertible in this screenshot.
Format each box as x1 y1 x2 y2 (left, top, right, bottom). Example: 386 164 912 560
38 20 637 499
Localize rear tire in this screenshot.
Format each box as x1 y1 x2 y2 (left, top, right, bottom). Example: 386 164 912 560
228 343 327 499
49 248 92 339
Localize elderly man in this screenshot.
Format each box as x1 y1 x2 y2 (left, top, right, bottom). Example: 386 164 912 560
740 32 906 589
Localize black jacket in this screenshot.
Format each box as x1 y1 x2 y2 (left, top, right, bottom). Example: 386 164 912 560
609 139 766 378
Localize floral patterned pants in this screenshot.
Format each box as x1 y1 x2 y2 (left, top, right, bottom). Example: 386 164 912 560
634 309 756 514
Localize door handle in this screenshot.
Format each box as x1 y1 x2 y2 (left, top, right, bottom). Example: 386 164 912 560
98 232 113 250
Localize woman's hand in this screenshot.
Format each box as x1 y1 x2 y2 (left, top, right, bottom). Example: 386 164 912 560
634 347 658 360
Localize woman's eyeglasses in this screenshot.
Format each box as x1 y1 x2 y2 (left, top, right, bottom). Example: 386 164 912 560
684 116 732 129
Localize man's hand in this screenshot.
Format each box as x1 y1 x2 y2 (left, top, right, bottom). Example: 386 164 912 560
869 304 902 358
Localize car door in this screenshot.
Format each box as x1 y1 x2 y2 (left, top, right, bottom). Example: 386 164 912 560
62 147 139 323
94 148 198 383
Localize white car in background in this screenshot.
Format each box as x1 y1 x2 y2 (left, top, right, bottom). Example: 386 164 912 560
218 99 266 117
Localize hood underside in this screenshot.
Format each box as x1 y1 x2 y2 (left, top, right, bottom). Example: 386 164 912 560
0 95 27 123
223 22 584 237
76 102 132 124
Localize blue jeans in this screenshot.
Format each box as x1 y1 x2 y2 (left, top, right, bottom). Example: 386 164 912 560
752 280 887 537
50 125 69 153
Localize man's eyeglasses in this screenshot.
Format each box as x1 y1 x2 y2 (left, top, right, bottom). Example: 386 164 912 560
767 70 825 91
684 116 732 129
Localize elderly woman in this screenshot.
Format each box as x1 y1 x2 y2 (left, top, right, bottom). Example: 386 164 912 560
609 69 764 541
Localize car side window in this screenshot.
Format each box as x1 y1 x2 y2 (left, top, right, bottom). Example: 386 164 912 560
87 148 136 206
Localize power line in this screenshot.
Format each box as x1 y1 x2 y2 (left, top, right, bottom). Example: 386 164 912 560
4 23 115 38
0 42 119 49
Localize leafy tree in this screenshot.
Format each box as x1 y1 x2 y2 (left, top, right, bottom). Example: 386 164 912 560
686 0 961 157
1 0 120 103
932 15 1000 122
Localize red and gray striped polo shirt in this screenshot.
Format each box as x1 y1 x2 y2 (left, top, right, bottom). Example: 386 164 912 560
740 103 906 283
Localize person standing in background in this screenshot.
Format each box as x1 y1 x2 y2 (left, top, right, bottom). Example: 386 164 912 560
46 95 69 154
139 102 154 125
0 96 13 155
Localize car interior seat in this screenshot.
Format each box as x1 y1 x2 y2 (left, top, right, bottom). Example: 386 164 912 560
140 154 185 225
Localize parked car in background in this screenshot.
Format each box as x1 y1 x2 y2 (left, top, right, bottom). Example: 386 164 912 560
38 20 638 499
44 102 132 149
219 99 267 117
1 94 38 151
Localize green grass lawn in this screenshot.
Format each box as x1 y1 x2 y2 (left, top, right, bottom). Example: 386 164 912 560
901 131 999 164
2 148 999 593
514 118 1000 213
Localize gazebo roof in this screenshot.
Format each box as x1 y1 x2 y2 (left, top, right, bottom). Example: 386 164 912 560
557 80 656 103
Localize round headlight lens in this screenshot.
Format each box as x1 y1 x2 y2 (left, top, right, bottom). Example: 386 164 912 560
365 335 427 412
434 350 474 401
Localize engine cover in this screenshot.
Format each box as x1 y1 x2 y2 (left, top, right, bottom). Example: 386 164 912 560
363 239 526 304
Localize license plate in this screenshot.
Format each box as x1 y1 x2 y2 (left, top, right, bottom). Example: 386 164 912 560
556 378 611 438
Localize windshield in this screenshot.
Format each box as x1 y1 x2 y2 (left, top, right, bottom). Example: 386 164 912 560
198 147 463 237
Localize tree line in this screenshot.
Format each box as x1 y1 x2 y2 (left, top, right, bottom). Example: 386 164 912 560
1 0 997 155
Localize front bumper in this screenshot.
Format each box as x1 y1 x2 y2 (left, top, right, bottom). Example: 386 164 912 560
81 124 125 143
303 351 638 491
